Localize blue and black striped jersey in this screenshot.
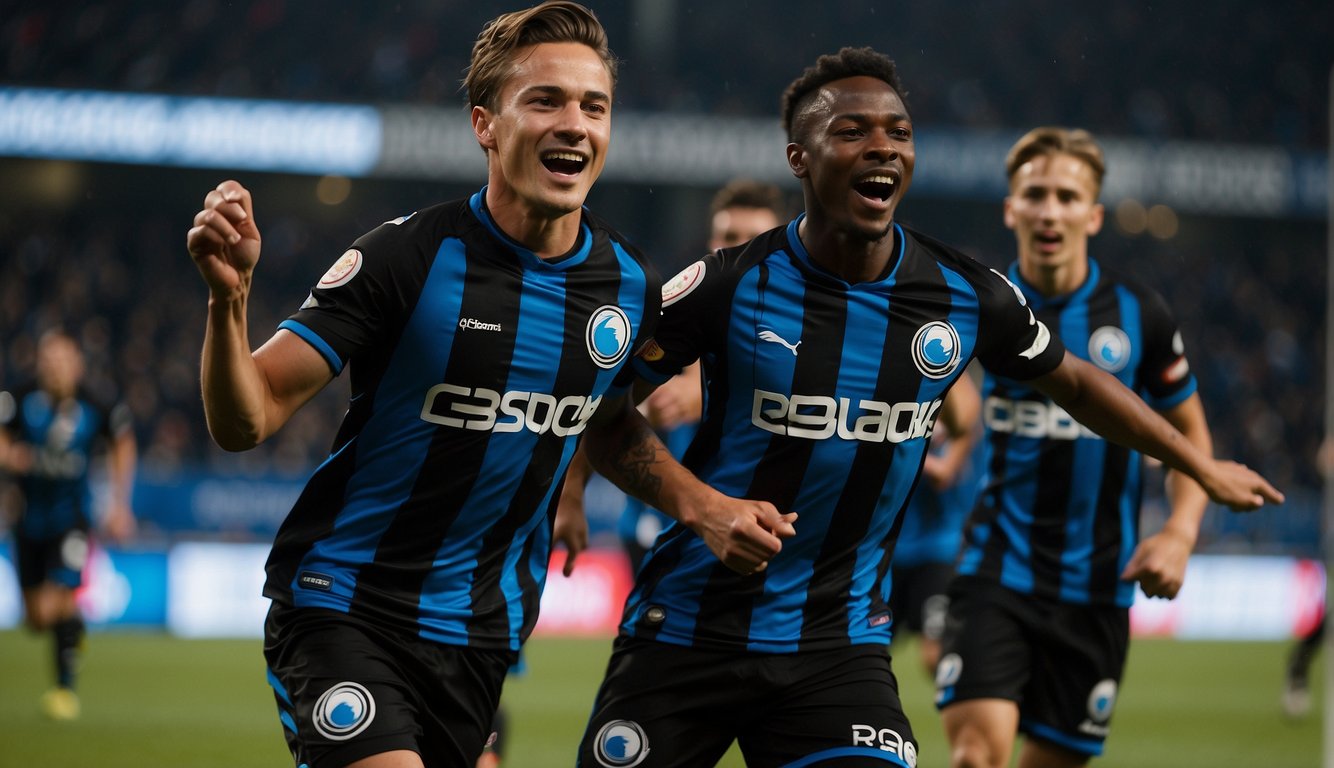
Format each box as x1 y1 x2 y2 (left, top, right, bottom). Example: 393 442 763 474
626 217 1065 652
956 258 1197 607
0 386 130 539
266 189 659 651
894 436 982 569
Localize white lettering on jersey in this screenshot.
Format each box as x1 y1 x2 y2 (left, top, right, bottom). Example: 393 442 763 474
850 725 918 766
984 395 1096 440
751 390 941 444
420 385 601 437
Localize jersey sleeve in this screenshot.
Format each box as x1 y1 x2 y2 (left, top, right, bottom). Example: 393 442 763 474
1136 287 1198 409
973 266 1067 380
278 220 416 375
630 252 728 385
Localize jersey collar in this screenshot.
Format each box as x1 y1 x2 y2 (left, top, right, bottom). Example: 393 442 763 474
1007 257 1102 310
469 187 593 271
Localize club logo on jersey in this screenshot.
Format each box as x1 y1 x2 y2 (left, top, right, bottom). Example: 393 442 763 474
911 321 962 379
643 606 667 625
752 390 942 444
593 719 650 767
758 329 801 356
662 260 705 307
587 306 633 369
313 682 376 741
60 530 89 572
1089 326 1131 373
851 725 917 767
318 249 363 288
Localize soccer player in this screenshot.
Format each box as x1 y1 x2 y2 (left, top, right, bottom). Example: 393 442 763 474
890 370 982 680
934 127 1227 768
0 329 137 721
185 4 658 767
571 49 1281 768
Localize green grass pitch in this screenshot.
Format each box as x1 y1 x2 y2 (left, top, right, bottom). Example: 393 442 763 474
0 629 1321 767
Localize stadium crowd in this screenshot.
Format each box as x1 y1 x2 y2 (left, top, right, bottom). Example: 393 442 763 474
0 0 1327 553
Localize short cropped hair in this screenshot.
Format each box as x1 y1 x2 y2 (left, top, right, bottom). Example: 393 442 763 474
1005 127 1106 193
710 179 787 218
780 47 906 142
464 1 617 111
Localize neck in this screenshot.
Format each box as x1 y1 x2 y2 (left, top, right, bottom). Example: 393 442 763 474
484 184 582 259
797 215 898 284
1018 256 1089 297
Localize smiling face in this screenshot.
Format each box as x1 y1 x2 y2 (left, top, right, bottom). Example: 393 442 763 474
1004 151 1104 294
472 41 612 221
786 75 914 243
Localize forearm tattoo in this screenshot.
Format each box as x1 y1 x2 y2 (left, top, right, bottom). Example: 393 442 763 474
596 418 665 507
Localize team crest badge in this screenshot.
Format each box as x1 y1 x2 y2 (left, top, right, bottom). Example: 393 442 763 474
313 681 376 741
911 321 962 379
1087 679 1118 723
319 249 363 288
1089 326 1131 373
594 719 650 767
662 261 705 307
587 306 633 369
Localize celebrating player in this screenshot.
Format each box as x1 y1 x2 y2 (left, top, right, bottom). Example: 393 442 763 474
571 49 1282 767
186 3 658 766
934 126 1244 768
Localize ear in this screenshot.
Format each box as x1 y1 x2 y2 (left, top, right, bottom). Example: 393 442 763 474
786 143 808 179
472 105 497 152
1002 196 1017 231
1086 202 1105 236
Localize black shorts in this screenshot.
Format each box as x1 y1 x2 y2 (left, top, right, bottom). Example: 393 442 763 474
934 576 1129 757
15 527 89 589
264 603 517 768
888 561 953 639
578 637 918 768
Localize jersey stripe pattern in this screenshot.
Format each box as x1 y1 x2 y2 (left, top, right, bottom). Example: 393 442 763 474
266 190 658 651
627 218 1064 652
957 259 1197 607
1 387 128 539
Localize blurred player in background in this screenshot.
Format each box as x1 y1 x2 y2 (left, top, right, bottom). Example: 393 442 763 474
0 329 136 721
890 370 981 680
936 127 1227 768
572 50 1280 767
186 3 658 766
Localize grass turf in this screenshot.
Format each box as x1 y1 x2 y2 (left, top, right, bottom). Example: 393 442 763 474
0 630 1321 767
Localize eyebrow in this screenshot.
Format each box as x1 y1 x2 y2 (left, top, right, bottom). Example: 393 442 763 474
831 110 910 123
525 84 611 102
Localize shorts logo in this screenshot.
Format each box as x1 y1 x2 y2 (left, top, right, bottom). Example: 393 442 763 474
60 530 89 572
587 306 633 369
1088 326 1131 373
313 681 376 741
593 719 650 767
850 725 917 767
935 653 963 688
911 321 962 379
318 249 362 288
662 261 705 307
1087 679 1117 723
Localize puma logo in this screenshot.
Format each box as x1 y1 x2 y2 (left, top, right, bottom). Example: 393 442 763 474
759 330 801 356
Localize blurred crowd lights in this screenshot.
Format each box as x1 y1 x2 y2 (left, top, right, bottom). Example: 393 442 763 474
1114 197 1180 239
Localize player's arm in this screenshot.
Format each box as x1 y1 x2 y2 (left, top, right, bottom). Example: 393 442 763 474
101 423 138 543
188 180 333 450
1029 352 1282 511
1121 393 1212 598
923 372 982 491
581 391 796 575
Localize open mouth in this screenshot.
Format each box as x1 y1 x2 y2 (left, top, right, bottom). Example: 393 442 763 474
1035 231 1064 248
541 151 587 176
853 173 896 203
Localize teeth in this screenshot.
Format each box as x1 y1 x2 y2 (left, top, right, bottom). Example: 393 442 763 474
543 151 585 162
862 174 895 186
